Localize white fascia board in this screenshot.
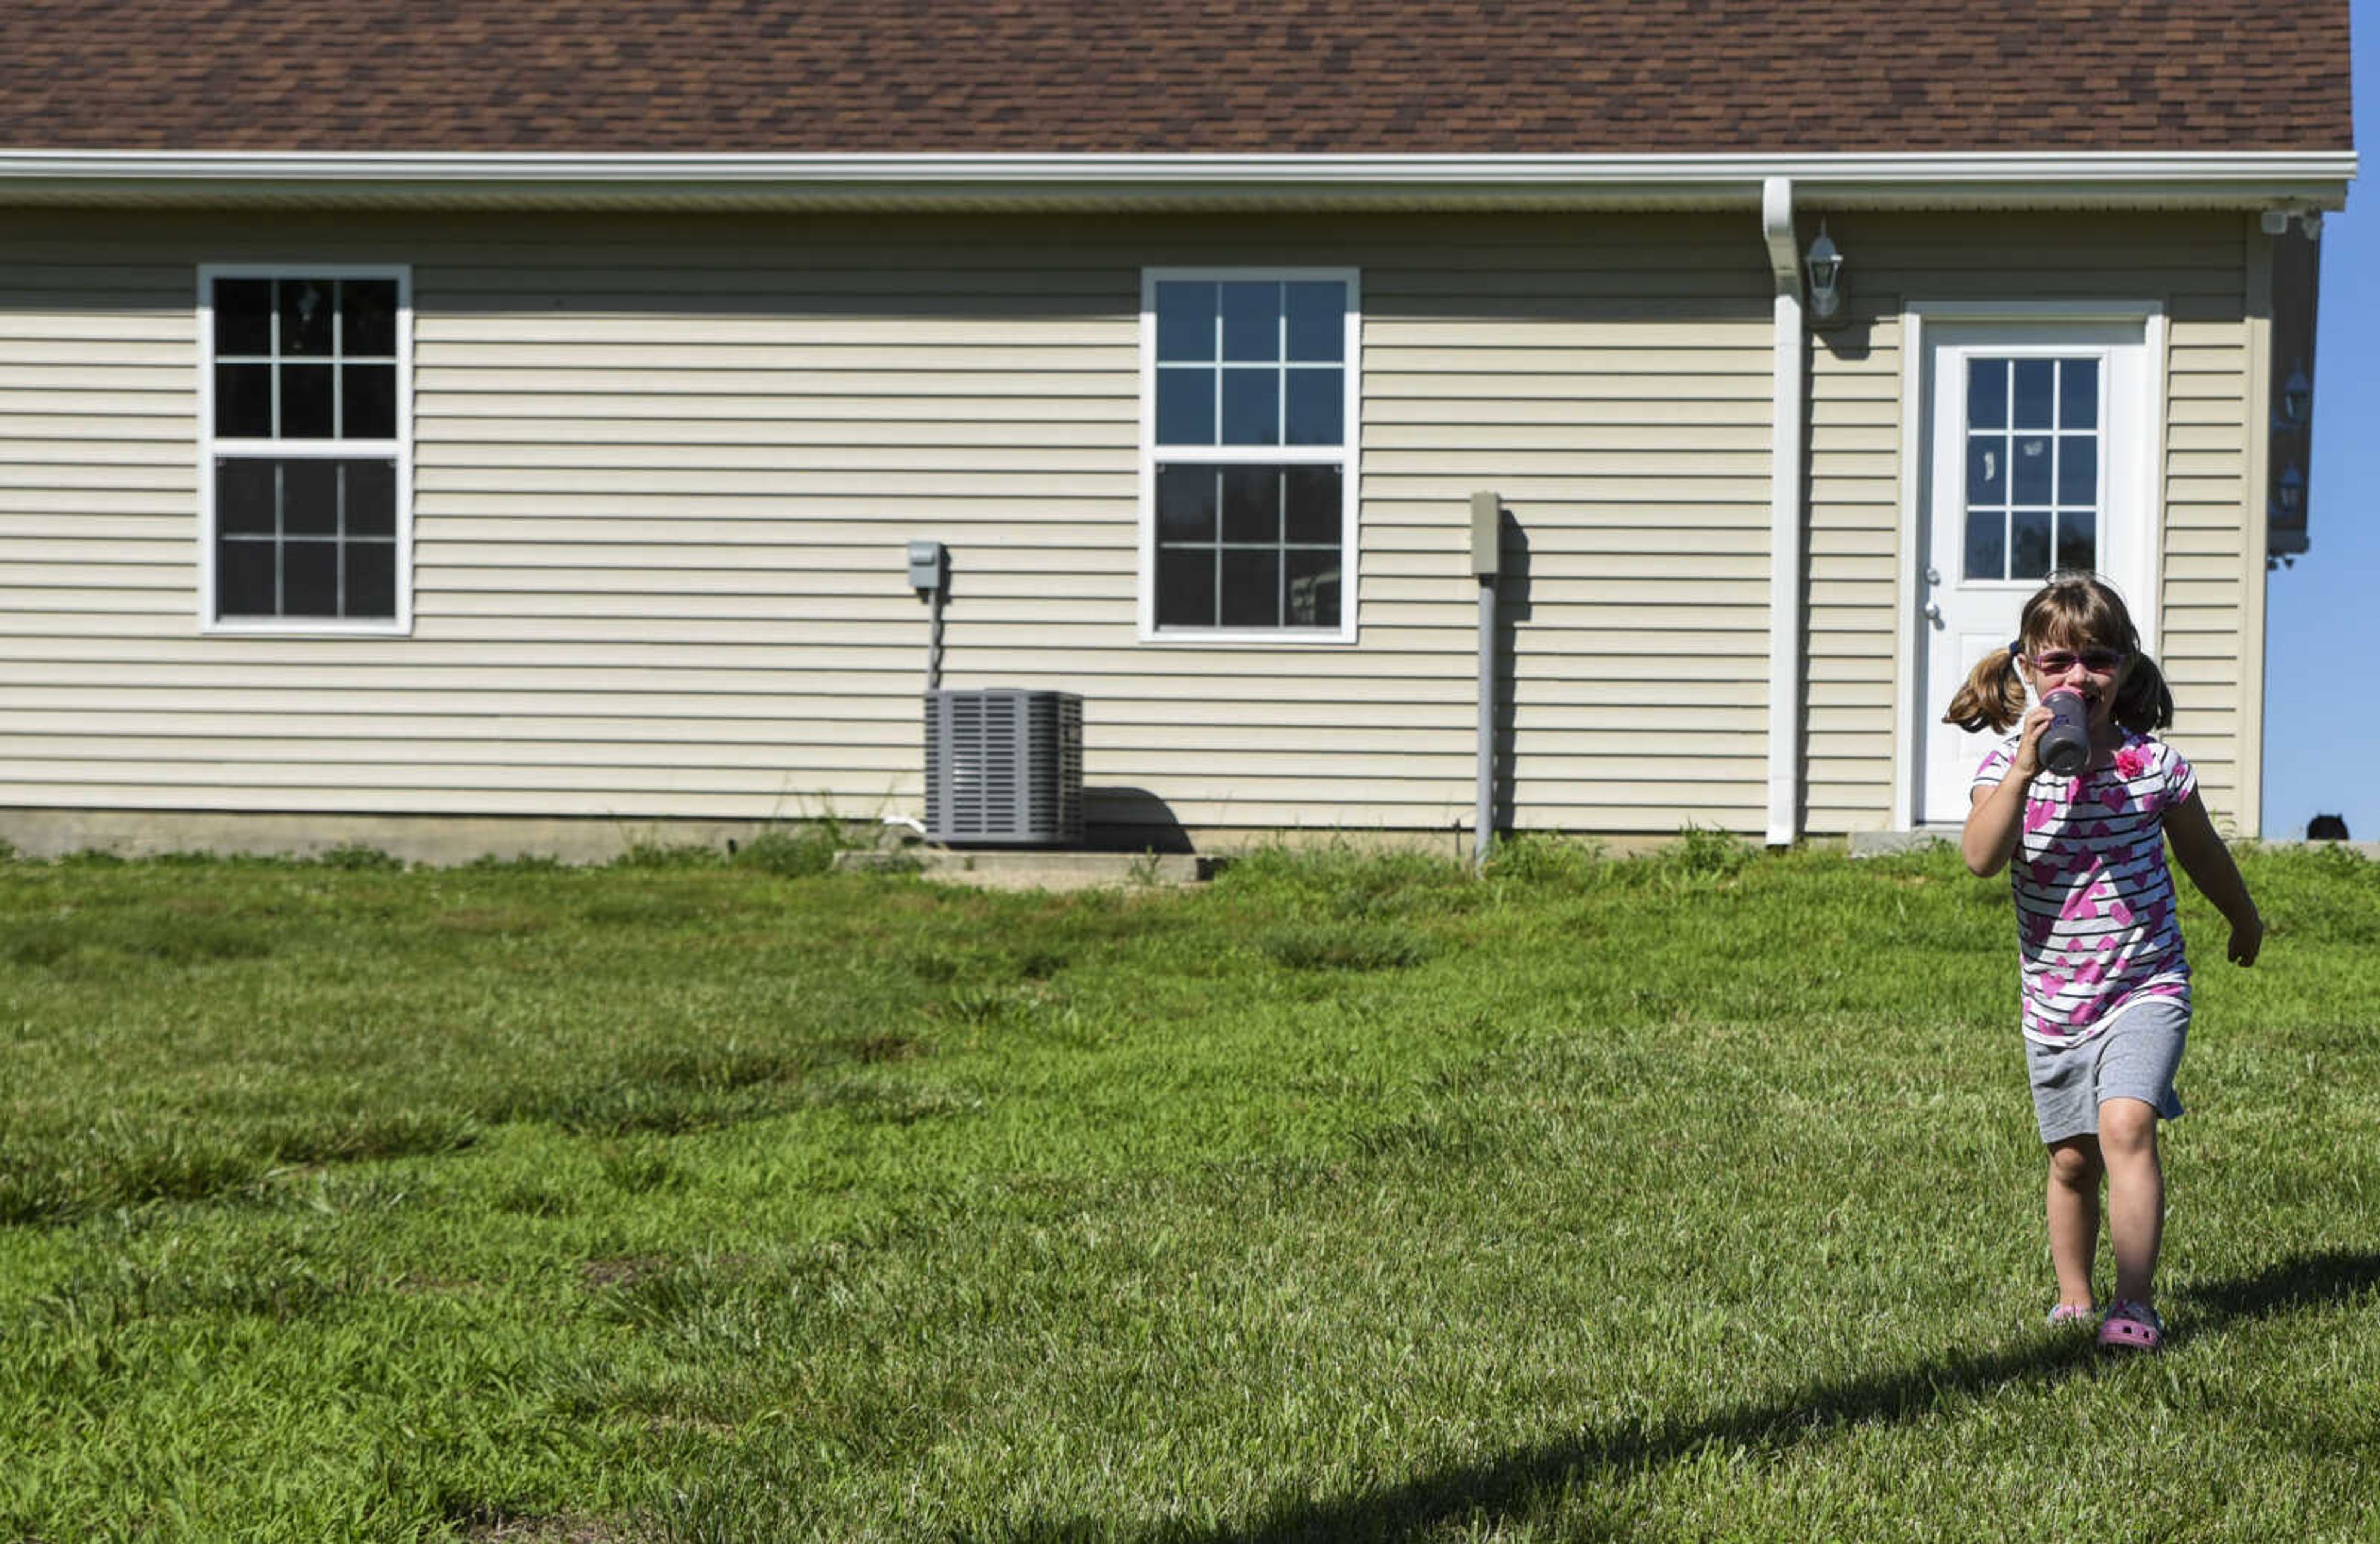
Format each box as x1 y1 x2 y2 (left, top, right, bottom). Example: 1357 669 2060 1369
0 149 2355 211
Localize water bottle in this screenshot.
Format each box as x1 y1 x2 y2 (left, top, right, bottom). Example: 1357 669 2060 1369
2038 689 2091 778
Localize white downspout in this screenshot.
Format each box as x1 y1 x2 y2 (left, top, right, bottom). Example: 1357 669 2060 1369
1760 177 1809 849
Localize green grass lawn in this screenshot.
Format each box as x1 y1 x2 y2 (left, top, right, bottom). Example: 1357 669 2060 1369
2 836 2377 1542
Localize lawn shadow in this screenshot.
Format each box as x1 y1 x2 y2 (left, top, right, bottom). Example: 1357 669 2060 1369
1017 1249 2380 1544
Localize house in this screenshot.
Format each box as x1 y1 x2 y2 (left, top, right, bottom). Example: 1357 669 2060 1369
0 2 2353 860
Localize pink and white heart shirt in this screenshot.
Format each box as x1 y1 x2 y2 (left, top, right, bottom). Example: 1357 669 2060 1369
1972 731 2196 1045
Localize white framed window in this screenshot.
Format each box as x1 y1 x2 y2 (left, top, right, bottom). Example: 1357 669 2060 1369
1139 268 1359 643
198 265 412 633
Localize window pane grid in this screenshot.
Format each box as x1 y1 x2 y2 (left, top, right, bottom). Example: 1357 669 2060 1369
213 457 397 619
1156 280 1346 452
1152 461 1341 629
1962 356 2100 582
213 277 400 442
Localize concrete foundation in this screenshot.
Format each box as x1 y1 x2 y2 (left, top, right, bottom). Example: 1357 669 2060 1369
15 807 2348 875
0 808 787 866
1846 827 2378 861
0 806 1597 867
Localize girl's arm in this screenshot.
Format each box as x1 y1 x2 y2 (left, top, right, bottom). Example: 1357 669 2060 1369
2163 790 2263 966
1961 706 2053 877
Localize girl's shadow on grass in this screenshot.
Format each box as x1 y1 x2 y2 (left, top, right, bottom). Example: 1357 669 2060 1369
1026 1249 2380 1544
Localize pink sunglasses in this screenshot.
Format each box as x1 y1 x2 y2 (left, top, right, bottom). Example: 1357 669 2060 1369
2018 646 2128 674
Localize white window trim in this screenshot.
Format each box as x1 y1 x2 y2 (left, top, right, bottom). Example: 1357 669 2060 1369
196 263 414 636
1138 265 1360 645
1892 299 2167 831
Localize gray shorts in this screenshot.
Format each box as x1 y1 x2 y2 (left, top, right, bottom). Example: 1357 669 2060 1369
2025 995 2188 1145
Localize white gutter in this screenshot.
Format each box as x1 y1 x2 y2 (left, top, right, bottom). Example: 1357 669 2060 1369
1761 178 1809 849
0 149 2354 211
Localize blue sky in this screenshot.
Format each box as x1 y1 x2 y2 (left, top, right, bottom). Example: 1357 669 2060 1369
2262 0 2378 839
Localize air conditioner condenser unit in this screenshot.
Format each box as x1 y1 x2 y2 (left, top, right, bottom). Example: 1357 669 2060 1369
923 688 1084 845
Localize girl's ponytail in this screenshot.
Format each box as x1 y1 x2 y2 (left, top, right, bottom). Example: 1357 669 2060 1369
2113 650 2175 733
1943 645 2026 734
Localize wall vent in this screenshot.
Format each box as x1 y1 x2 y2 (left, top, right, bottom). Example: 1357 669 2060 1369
923 689 1084 845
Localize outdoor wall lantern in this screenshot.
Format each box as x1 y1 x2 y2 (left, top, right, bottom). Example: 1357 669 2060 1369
2279 364 2312 429
1805 225 1844 324
2275 461 2306 516
2262 208 2325 240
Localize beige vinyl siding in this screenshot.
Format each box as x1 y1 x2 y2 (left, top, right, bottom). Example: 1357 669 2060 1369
1 210 1776 837
1801 213 2257 835
1804 308 1905 834
2160 303 2259 826
0 249 200 813
1368 250 1774 832
0 208 2264 842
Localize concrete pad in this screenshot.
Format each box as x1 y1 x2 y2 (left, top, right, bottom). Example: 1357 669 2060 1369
1847 830 1956 858
834 848 1213 890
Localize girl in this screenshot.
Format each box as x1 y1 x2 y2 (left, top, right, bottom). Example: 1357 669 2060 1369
1947 571 2262 1354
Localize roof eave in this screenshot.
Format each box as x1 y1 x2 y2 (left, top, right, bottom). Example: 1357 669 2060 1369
0 150 2354 213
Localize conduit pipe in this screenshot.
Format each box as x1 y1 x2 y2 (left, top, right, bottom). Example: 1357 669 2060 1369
1471 490 1501 869
1760 178 1809 849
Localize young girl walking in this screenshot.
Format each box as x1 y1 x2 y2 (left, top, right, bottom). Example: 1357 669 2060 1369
1947 571 2263 1353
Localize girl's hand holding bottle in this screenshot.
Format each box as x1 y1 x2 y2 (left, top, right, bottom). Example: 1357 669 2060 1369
2008 704 2054 784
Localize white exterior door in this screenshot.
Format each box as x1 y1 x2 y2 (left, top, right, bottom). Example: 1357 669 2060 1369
1911 316 2159 826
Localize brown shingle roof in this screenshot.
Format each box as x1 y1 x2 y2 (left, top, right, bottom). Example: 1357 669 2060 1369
0 1 2350 156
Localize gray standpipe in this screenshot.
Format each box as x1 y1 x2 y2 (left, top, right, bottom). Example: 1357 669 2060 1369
1471 492 1501 870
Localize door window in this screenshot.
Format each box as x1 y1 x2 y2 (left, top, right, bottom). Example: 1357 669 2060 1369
1961 356 2100 582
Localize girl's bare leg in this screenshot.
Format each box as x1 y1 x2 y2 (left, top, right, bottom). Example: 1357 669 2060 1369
2097 1098 2164 1307
2046 1136 2104 1310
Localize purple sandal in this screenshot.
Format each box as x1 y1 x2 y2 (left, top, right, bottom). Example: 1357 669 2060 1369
2045 1302 2096 1328
2097 1299 2164 1352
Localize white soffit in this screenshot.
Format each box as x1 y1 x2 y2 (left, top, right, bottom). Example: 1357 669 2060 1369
0 150 2355 212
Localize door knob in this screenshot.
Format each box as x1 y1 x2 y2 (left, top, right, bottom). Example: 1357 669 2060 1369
1924 567 1941 586
1924 601 1943 624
